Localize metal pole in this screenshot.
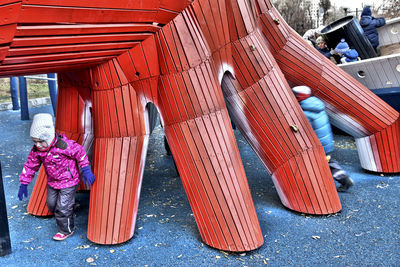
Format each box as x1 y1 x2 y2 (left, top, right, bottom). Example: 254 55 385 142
47 73 57 114
18 76 29 120
0 161 12 256
9 77 19 110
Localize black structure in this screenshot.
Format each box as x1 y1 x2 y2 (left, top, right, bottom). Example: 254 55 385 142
0 161 12 256
320 16 377 59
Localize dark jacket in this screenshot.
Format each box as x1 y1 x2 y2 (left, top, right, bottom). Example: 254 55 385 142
299 96 334 154
317 46 331 59
359 7 386 48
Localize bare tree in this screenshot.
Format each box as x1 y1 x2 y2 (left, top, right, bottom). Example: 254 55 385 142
373 0 400 19
319 0 331 25
272 0 314 35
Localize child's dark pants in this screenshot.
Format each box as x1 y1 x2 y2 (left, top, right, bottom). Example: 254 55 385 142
46 185 76 235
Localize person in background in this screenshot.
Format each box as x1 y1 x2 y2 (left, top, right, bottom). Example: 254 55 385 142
292 86 354 192
359 6 386 52
334 39 360 63
18 113 96 241
302 26 324 47
315 36 339 63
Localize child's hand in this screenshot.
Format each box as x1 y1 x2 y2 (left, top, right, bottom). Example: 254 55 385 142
82 166 96 186
18 184 28 200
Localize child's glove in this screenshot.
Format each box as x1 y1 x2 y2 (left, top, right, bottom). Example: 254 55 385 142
18 184 28 200
82 166 96 186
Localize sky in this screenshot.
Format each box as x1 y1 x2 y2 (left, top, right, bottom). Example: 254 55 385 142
331 0 383 10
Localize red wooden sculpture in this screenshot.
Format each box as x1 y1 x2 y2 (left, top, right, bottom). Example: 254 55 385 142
1 0 399 251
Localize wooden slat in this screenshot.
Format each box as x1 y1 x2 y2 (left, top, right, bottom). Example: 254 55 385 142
15 23 160 36
0 55 114 72
11 33 153 47
2 49 127 65
7 42 139 57
19 6 158 24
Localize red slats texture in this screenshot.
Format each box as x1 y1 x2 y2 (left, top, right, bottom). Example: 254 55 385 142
15 24 160 36
87 61 149 244
256 0 400 173
5 0 400 252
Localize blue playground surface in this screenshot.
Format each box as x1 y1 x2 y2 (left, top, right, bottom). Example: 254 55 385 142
0 104 399 266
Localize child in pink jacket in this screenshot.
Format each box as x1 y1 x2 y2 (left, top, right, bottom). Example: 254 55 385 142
18 113 95 241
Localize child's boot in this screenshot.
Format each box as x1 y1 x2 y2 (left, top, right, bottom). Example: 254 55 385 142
337 176 354 192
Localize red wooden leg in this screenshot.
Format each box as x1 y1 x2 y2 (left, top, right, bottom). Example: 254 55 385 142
159 70 263 251
189 2 341 215
255 0 400 173
87 62 149 244
156 13 263 249
221 69 340 214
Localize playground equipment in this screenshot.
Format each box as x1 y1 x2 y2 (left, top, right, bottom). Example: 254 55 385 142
8 74 57 119
0 162 12 256
1 0 399 251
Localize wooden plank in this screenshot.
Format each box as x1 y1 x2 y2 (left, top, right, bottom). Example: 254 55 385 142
20 6 158 24
179 120 231 248
7 42 139 57
196 115 246 250
2 49 127 65
167 123 221 247
0 24 17 45
22 0 159 9
106 138 122 243
0 2 21 25
11 33 153 47
0 56 114 71
15 23 159 36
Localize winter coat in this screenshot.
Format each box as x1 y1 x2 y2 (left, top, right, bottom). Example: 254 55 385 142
360 15 386 48
317 46 331 59
20 133 90 189
340 49 359 63
299 96 334 154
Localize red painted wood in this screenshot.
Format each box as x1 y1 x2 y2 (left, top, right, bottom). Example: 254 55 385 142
4 0 400 252
255 0 400 173
15 24 160 36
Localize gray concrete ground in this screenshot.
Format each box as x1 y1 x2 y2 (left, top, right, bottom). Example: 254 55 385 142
0 105 399 266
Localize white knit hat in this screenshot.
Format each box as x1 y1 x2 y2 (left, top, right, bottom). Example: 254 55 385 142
292 86 311 95
30 113 55 146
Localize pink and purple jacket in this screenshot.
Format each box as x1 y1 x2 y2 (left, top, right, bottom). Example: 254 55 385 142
20 134 90 189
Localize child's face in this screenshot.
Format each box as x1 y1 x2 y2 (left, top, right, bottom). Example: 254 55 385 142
32 137 48 150
317 41 326 49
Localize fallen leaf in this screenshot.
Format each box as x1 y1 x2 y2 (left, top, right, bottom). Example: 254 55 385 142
86 257 95 263
215 255 221 259
177 254 182 258
109 249 115 253
74 245 90 250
